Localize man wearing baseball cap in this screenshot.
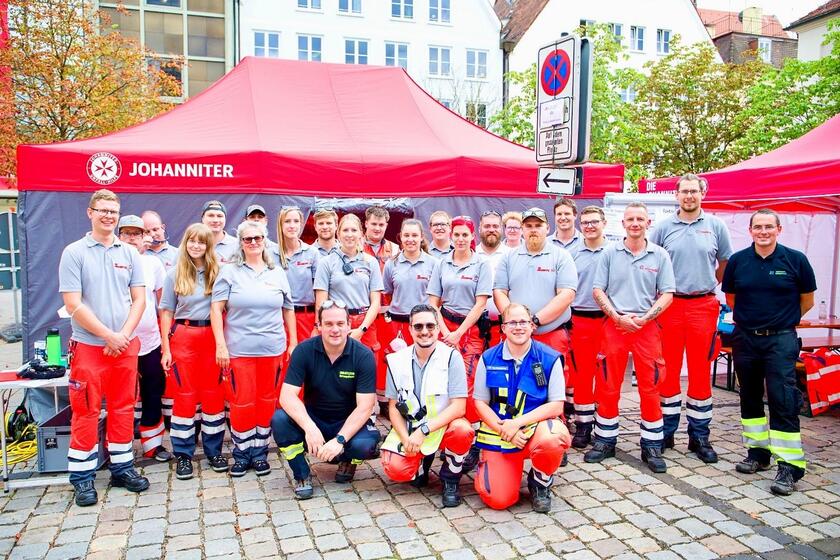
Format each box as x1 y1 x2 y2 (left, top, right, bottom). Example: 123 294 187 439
244 204 279 253
59 190 150 506
201 200 237 265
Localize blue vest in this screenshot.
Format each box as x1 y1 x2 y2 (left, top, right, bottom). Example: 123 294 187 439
475 340 562 453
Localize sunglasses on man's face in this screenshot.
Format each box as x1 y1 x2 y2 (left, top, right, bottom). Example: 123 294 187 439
411 322 437 332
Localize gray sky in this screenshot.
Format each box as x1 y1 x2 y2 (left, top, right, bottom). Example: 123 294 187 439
695 0 825 26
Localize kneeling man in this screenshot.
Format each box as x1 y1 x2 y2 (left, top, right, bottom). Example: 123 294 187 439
473 303 571 513
381 304 474 507
272 301 381 499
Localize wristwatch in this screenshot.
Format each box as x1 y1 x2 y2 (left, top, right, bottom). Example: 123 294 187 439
336 434 347 446
419 423 430 435
531 315 542 327
361 325 368 333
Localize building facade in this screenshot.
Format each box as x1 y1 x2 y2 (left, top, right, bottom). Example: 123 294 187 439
97 0 237 99
787 1 840 61
699 7 797 68
237 0 503 126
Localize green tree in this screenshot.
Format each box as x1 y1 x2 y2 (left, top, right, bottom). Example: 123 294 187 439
0 0 181 178
734 18 840 159
488 66 536 148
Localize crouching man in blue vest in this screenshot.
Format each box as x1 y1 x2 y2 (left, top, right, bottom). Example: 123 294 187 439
474 303 571 513
380 304 474 508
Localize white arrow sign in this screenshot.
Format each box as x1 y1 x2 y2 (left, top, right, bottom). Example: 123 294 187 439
538 167 578 196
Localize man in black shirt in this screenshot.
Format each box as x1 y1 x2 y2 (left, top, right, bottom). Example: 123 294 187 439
272 300 380 499
722 209 816 496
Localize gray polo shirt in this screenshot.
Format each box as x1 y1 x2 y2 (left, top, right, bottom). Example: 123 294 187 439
551 231 583 253
149 243 179 271
494 243 578 333
383 252 437 315
571 243 607 311
385 346 468 401
314 241 338 258
476 244 510 321
427 252 492 316
649 211 733 295
273 242 319 306
58 233 145 346
593 241 676 314
473 340 565 403
313 250 384 309
428 244 454 260
160 267 212 321
214 232 238 265
212 263 293 357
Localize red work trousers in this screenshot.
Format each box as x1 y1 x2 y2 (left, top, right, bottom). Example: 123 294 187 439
381 418 475 482
226 355 285 465
475 419 571 510
570 315 606 423
169 324 225 459
374 313 390 397
293 309 317 342
533 328 573 409
443 317 484 423
68 338 141 484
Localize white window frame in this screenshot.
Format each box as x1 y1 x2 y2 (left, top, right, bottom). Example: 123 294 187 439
610 22 623 44
466 49 487 80
630 25 645 52
657 28 671 54
385 42 408 69
254 31 279 58
298 34 322 62
428 46 451 77
466 102 487 128
345 38 369 65
619 84 637 103
297 0 322 10
391 0 414 19
429 0 450 23
758 37 772 63
339 0 361 15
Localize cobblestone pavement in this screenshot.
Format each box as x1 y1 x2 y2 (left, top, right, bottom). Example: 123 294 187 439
1 386 839 560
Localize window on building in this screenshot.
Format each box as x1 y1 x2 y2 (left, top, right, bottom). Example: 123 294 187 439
609 22 623 44
392 0 413 19
145 11 184 55
630 25 645 51
147 57 183 96
656 29 671 54
298 35 322 61
579 18 595 30
147 0 182 6
428 46 451 76
466 49 487 79
758 37 772 63
339 0 361 14
101 7 141 43
187 0 224 13
254 31 279 58
188 15 225 58
619 84 637 103
439 99 453 110
429 0 450 23
345 39 369 64
466 102 487 128
298 0 321 9
385 42 408 69
188 60 225 96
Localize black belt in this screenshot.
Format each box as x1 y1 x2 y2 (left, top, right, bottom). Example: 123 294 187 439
387 312 410 323
294 305 315 313
559 319 573 331
175 319 211 327
489 317 502 326
572 309 606 319
348 306 369 316
440 307 466 324
674 292 715 299
743 328 795 337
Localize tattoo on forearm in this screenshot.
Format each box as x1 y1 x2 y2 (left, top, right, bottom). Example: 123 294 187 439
645 306 663 321
594 293 619 320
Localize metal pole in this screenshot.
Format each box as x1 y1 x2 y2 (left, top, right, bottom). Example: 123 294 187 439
831 211 840 319
7 212 19 325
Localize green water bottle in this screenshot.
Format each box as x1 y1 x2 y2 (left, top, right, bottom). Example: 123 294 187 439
46 328 62 366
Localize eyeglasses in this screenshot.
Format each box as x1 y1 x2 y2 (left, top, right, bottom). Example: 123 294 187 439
120 230 144 238
242 235 264 245
481 210 502 219
90 207 120 217
521 208 547 220
580 219 603 228
678 189 702 196
505 225 521 231
503 320 532 329
411 322 437 332
282 205 301 211
321 300 348 310
453 215 473 221
751 224 779 232
430 222 450 228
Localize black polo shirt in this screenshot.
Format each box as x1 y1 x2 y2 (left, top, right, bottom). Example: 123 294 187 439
722 243 816 330
285 336 376 423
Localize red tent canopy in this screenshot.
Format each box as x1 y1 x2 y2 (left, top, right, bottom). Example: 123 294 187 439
639 114 840 212
17 57 623 198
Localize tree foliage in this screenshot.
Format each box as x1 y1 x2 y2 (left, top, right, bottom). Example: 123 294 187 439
0 0 181 178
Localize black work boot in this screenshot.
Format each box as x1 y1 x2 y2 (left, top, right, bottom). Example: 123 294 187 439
529 482 552 513
462 444 480 473
661 434 675 450
73 480 98 507
584 441 615 463
411 454 435 488
735 456 771 474
441 479 461 508
571 423 593 449
641 447 667 473
110 468 150 492
770 464 797 496
688 437 719 463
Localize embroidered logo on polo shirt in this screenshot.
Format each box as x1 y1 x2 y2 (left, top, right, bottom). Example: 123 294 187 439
338 370 356 379
113 262 131 270
536 266 555 272
295 260 313 267
416 274 430 280
460 275 477 282
639 265 659 273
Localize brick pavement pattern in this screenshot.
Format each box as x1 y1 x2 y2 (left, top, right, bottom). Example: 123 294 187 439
1 387 839 559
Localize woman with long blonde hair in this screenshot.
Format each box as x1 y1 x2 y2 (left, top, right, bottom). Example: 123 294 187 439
159 223 227 480
274 206 320 341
